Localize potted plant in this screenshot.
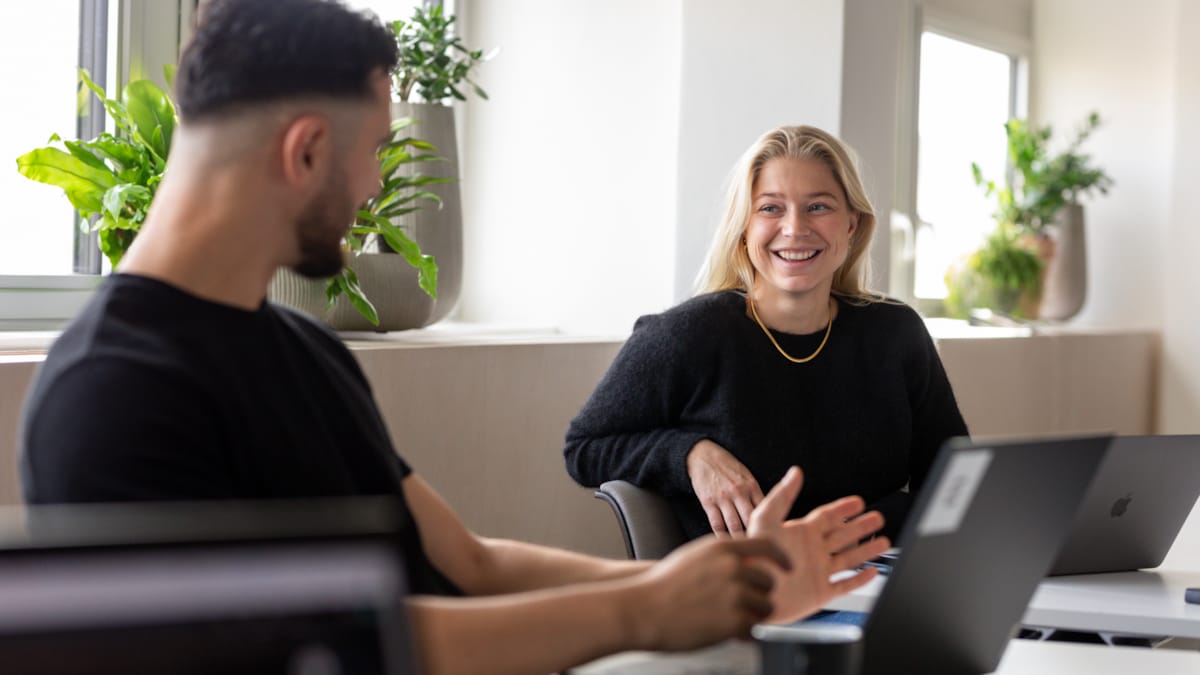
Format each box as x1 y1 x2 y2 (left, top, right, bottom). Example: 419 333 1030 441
270 118 447 329
383 3 494 325
15 69 175 268
17 68 442 329
944 224 1043 321
970 112 1113 320
271 4 495 331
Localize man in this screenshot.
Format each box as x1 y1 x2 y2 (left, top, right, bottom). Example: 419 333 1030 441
19 1 889 673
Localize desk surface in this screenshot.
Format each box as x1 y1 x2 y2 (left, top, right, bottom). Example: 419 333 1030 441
825 568 1200 639
571 639 1200 675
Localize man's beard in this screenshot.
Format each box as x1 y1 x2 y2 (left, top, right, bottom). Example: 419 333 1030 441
293 173 353 279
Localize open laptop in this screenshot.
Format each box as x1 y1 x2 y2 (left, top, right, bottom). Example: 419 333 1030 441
858 434 1111 675
1049 434 1200 576
573 434 1112 675
0 498 418 675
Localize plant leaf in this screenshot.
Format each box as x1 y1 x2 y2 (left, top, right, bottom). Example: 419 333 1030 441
16 147 118 214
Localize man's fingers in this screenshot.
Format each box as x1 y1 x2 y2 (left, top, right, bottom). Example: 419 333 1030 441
750 466 803 528
829 564 880 595
825 511 885 553
737 588 775 623
723 536 792 571
831 536 892 573
735 561 776 594
807 495 866 532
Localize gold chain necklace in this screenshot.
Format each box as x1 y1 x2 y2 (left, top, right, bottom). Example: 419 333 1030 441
748 296 834 364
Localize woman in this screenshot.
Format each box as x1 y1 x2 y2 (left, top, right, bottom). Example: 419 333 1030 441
564 125 967 542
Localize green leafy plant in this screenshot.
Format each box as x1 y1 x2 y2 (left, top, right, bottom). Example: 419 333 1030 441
945 225 1043 320
390 3 494 103
329 118 447 325
15 68 443 327
972 112 1113 235
16 68 176 268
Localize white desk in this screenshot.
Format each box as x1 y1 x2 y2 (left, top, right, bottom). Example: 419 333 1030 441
571 639 1200 674
825 569 1200 639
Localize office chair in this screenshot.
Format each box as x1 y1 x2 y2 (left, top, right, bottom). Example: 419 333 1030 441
593 480 686 560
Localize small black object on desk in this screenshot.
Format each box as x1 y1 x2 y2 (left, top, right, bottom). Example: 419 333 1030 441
1186 587 1200 605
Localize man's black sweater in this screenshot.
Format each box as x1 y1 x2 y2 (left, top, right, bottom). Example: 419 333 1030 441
564 290 968 542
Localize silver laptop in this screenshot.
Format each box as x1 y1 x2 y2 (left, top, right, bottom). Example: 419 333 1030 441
1050 434 1200 576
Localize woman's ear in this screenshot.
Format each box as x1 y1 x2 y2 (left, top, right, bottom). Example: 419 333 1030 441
848 212 859 238
279 114 332 188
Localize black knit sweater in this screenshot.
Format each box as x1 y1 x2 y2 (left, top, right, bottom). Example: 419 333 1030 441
564 290 968 542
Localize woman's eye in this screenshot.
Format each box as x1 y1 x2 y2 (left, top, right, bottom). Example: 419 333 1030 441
758 204 781 214
809 203 831 212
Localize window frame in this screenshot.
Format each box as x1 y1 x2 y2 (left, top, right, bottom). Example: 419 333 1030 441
0 0 194 330
893 6 1031 314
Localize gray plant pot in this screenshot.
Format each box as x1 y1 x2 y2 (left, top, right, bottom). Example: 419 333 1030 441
269 102 463 332
269 255 434 332
1039 204 1087 321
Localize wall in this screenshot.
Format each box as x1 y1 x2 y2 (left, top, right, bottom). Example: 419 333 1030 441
458 0 682 335
1031 0 1174 331
672 0 844 300
458 1 845 333
1160 0 1200 434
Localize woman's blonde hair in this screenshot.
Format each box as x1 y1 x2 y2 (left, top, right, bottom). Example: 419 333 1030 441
695 125 880 302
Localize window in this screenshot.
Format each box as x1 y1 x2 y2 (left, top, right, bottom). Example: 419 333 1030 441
0 2 90 276
1 1 190 330
897 16 1028 306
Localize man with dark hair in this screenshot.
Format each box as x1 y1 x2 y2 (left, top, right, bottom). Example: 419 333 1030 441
19 1 888 673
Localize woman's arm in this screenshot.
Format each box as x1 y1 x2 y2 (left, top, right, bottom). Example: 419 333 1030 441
563 314 709 496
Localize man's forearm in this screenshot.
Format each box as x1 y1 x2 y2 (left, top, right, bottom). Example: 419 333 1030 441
466 537 652 595
409 581 642 675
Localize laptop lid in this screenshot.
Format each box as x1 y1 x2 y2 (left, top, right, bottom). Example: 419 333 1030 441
0 498 417 675
860 434 1111 675
1050 434 1200 576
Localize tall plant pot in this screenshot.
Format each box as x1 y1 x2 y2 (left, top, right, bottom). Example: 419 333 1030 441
1039 204 1087 321
393 101 463 325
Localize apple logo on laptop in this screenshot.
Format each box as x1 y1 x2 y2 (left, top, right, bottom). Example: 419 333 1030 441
1110 493 1133 517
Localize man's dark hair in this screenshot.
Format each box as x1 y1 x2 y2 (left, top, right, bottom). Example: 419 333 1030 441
176 0 398 121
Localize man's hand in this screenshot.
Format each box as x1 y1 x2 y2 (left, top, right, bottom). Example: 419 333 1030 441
686 439 765 536
748 466 890 624
626 536 791 651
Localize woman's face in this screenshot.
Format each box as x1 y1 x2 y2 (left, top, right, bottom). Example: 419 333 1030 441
745 156 857 301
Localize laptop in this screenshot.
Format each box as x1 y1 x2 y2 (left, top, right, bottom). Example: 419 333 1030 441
0 498 418 675
859 434 1111 675
572 434 1112 675
1049 434 1200 576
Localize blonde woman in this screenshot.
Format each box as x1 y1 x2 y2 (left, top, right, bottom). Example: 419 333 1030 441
565 125 967 543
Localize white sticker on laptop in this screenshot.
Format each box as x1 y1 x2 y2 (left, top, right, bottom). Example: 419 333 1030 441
916 448 994 537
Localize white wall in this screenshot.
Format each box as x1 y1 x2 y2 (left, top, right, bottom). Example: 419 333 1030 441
1161 0 1200 434
460 1 845 332
1031 0 1175 331
673 0 844 300
459 0 682 334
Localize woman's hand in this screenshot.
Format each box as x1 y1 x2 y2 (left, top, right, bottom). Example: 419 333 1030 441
686 439 765 536
748 467 890 624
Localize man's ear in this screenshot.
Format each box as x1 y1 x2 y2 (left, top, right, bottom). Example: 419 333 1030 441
279 114 332 188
